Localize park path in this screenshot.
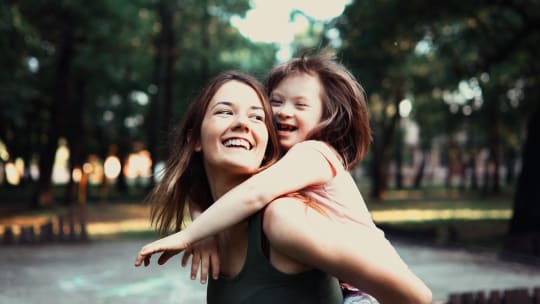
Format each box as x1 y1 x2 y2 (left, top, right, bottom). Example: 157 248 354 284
1 238 539 304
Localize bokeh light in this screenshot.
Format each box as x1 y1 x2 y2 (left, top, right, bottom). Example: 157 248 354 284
104 156 121 180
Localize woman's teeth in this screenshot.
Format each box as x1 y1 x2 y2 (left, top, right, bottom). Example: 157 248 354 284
223 139 251 150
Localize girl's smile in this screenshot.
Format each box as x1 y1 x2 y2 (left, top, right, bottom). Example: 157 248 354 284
270 73 324 150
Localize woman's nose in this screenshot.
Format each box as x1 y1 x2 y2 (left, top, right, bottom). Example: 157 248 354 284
232 114 250 131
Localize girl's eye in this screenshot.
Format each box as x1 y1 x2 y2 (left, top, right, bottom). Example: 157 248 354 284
270 99 283 106
296 102 308 107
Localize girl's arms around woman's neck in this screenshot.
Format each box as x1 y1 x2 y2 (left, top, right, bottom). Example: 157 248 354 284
135 141 334 267
181 140 335 245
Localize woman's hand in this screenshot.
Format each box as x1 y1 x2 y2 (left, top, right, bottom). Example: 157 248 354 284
134 232 190 267
181 236 220 284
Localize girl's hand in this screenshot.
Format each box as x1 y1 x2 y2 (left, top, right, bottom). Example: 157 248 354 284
181 236 220 284
134 232 190 267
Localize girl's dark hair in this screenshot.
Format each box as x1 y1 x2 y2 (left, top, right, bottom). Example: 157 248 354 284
265 51 371 170
149 70 280 236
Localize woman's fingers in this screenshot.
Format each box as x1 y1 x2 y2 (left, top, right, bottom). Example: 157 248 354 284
181 248 193 267
191 251 201 280
210 252 220 280
200 253 210 284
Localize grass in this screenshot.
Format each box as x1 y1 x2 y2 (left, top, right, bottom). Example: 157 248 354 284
361 186 515 251
0 184 516 251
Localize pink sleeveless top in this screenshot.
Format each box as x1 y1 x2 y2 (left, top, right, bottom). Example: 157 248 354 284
289 140 382 234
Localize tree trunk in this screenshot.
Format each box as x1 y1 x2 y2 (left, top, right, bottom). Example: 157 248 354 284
146 35 164 189
504 107 540 257
201 0 210 78
370 87 403 199
413 150 426 189
33 18 74 208
63 77 86 205
469 149 478 190
146 2 176 189
159 3 176 142
394 134 403 190
505 147 517 186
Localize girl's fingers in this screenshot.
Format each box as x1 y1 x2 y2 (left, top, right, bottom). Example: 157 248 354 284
134 253 150 267
144 255 150 267
158 251 171 265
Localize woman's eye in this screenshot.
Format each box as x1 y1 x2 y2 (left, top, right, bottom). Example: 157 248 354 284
216 109 233 115
251 114 264 121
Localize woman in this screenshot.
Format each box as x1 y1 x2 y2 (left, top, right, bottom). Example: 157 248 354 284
137 54 432 304
138 70 344 303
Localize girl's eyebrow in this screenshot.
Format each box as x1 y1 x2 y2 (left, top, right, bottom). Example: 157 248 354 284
270 91 309 102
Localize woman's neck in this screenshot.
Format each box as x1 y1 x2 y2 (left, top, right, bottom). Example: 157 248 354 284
206 170 250 201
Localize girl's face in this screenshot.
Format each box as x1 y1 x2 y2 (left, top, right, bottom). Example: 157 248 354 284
269 73 324 150
197 80 269 175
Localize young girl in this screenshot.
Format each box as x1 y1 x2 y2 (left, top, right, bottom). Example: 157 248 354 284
135 53 432 304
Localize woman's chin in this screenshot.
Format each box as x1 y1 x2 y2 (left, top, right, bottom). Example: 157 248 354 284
212 158 262 175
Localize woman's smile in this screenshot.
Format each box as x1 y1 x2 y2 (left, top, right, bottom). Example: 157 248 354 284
222 137 253 150
198 80 268 175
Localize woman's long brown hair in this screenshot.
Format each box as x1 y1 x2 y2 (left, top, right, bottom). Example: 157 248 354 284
148 71 280 236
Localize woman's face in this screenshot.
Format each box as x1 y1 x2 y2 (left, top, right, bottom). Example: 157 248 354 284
196 80 269 175
269 72 324 150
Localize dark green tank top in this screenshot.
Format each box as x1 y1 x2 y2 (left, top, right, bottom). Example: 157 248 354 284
207 211 343 304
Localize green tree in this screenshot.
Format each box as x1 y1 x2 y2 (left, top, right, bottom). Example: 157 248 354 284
338 0 427 199
338 0 540 256
1 0 277 208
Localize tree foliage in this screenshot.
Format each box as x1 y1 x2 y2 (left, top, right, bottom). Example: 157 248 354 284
337 0 540 255
0 0 277 206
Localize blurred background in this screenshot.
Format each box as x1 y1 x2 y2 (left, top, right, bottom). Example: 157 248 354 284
1 0 539 302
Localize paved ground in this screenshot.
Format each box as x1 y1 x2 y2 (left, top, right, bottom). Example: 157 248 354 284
1 238 540 304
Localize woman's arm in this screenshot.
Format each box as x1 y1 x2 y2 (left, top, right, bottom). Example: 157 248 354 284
135 142 334 266
181 201 220 283
262 198 432 304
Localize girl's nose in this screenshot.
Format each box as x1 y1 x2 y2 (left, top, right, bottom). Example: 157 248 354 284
276 102 293 118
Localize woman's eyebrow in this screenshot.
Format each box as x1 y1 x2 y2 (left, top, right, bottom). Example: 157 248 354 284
211 101 232 109
212 101 263 111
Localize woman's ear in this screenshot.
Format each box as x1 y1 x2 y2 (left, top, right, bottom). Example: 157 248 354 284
188 129 202 152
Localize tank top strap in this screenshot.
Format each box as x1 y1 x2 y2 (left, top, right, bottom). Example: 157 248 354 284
242 211 266 272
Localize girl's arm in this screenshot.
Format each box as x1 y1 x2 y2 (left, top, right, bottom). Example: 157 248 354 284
139 201 221 282
182 141 334 243
263 198 432 304
135 142 334 265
